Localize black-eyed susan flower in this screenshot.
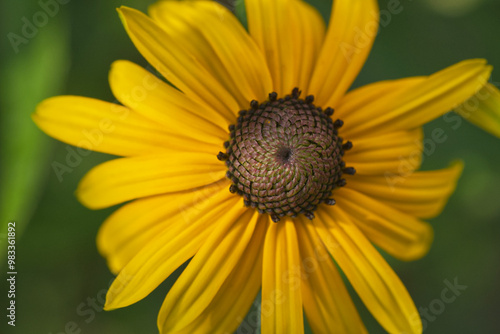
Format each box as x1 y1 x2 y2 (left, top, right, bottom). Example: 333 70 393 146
33 0 500 333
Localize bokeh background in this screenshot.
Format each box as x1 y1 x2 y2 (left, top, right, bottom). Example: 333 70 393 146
1 0 499 333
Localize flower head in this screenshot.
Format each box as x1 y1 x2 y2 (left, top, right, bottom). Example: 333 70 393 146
33 0 500 333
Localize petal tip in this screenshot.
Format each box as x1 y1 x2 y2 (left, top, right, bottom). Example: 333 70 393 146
75 183 101 210
398 225 434 262
450 160 465 174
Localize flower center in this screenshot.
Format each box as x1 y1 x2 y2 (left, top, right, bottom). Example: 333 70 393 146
218 88 355 222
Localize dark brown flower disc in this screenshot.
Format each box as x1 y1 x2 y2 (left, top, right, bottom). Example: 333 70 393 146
219 89 354 222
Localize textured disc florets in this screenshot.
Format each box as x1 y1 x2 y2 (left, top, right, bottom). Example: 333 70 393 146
218 88 355 222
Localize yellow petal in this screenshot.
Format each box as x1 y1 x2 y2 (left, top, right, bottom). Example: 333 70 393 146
97 180 229 274
261 218 304 334
157 211 265 333
245 0 325 95
296 218 367 334
308 0 379 108
341 59 492 137
109 60 229 139
455 83 500 138
117 6 239 121
149 0 272 110
33 96 218 156
336 77 425 126
315 207 422 333
205 216 266 333
77 152 226 209
333 187 433 261
104 194 244 310
344 128 423 175
166 215 267 334
347 161 464 219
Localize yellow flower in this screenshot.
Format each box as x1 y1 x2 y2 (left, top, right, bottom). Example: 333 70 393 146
32 0 500 333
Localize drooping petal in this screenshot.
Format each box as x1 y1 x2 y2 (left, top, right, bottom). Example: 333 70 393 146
77 152 226 209
166 215 268 334
109 60 229 137
344 128 423 175
261 218 304 334
157 212 267 333
149 0 272 110
104 194 245 310
347 161 464 219
308 0 379 108
245 0 326 95
339 59 492 137
296 218 367 334
117 6 239 121
203 217 266 334
33 96 219 156
157 209 257 332
333 187 433 261
315 207 422 334
455 83 500 138
97 180 229 274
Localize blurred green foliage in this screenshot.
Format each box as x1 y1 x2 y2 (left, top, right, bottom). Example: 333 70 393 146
0 2 69 270
1 0 499 333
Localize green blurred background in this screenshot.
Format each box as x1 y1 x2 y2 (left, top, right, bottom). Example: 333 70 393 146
1 0 499 333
